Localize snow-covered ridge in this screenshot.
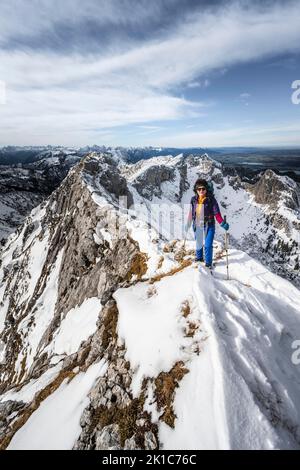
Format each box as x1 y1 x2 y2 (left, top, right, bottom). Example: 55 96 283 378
120 153 184 182
0 151 300 450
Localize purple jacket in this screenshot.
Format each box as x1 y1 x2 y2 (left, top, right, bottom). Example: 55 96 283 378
188 195 223 231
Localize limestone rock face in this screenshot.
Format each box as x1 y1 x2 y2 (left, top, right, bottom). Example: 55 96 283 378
95 424 121 450
249 169 299 210
83 153 133 207
132 165 176 200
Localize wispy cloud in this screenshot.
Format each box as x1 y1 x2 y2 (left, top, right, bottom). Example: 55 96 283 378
187 79 210 89
138 125 163 130
151 122 300 147
0 80 6 105
0 1 300 145
239 92 251 106
187 81 202 88
240 93 251 99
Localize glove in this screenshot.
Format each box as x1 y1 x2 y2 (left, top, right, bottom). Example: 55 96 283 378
220 221 229 231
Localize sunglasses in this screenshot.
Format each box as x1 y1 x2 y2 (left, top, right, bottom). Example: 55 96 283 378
196 187 206 191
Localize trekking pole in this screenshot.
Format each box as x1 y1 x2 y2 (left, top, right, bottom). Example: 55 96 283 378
224 215 229 280
182 222 187 253
203 224 206 264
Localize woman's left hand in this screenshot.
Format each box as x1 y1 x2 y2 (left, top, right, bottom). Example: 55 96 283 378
221 221 229 231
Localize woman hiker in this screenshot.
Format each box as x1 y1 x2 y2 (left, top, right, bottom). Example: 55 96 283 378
185 178 229 267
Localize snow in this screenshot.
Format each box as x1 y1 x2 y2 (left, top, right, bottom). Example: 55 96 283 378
122 154 182 183
0 339 6 364
0 204 48 326
171 253 300 449
20 230 50 305
48 297 102 356
0 363 63 404
127 183 189 242
0 298 9 335
8 359 108 450
91 192 112 208
159 345 229 450
99 228 113 248
114 266 206 397
38 156 60 166
125 217 175 277
114 243 300 449
16 249 64 372
0 205 46 282
93 232 102 245
197 258 300 448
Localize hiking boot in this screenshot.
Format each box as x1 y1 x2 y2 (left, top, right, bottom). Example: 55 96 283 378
195 256 204 262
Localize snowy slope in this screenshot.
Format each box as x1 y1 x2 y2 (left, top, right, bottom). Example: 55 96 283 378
114 244 300 450
0 151 300 450
7 360 108 450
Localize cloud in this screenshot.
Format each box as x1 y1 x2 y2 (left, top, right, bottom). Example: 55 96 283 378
138 125 163 130
187 79 210 88
0 81 6 105
149 121 300 147
187 81 202 88
240 93 251 99
240 92 251 106
1 0 300 145
0 0 200 53
267 56 299 69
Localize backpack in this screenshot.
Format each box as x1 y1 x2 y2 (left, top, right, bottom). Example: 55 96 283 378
207 181 214 196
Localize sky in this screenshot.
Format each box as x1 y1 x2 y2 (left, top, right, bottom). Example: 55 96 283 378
0 0 300 148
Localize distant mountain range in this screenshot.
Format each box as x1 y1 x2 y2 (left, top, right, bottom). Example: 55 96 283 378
1 145 300 176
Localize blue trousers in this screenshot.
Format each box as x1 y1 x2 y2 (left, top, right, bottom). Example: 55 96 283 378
194 224 215 265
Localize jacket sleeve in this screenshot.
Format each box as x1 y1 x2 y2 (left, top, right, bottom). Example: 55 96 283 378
212 197 224 224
